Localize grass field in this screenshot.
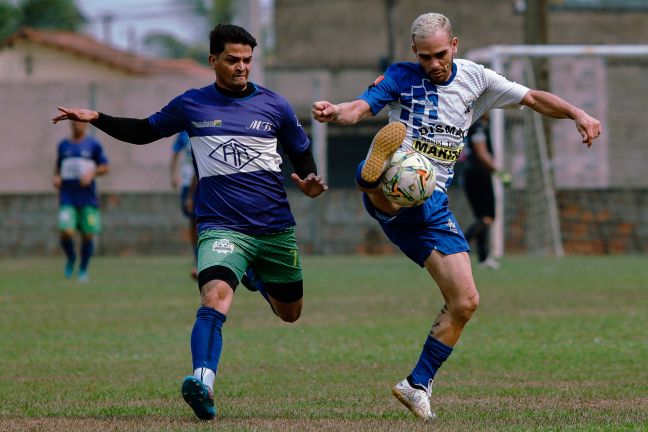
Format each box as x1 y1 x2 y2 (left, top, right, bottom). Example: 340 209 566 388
1 255 647 431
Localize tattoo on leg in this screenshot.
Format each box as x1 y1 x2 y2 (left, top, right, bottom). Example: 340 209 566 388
430 304 448 337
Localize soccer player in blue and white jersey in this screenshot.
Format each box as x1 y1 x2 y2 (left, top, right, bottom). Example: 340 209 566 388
53 121 109 282
53 24 327 421
170 130 199 279
313 12 601 420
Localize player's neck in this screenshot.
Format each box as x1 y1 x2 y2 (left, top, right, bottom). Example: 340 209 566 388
214 82 255 98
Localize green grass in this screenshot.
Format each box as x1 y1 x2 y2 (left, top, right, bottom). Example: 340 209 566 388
1 255 647 431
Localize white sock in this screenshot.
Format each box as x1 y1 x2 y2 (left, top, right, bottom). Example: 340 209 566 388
193 367 215 392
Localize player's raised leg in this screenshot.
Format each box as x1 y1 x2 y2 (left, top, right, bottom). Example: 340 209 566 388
392 250 479 420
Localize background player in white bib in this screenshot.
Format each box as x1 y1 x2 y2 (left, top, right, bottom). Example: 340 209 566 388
53 24 328 421
53 121 109 282
313 12 601 420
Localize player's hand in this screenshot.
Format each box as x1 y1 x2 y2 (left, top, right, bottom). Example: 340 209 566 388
52 107 99 124
312 101 340 123
574 112 602 148
53 175 62 190
171 175 179 190
291 173 328 198
495 170 512 186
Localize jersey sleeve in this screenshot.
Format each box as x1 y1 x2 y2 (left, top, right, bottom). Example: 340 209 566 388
277 99 310 154
472 68 530 120
358 69 401 115
148 95 186 138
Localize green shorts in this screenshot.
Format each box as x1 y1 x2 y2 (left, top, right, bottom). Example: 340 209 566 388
58 205 102 234
197 227 302 286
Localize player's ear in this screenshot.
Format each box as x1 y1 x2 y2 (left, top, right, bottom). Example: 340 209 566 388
411 43 417 56
208 54 218 70
451 36 458 54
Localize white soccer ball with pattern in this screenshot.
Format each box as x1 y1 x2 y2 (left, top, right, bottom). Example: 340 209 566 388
381 150 436 207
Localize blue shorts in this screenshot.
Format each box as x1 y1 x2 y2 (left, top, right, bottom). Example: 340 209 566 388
363 190 470 267
180 186 196 219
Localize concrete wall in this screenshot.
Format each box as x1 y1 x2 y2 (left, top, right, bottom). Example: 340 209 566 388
1 188 646 258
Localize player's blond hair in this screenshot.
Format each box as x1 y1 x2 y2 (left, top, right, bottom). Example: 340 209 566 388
411 13 452 41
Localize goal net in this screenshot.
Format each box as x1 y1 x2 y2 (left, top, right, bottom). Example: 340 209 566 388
465 44 648 256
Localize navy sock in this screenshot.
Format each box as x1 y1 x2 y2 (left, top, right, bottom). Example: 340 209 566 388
355 160 381 189
191 307 227 373
408 336 453 391
60 237 76 263
79 240 94 272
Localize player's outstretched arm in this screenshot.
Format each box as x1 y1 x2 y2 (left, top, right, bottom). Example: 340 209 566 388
52 106 162 145
290 173 328 198
312 100 373 125
520 90 602 147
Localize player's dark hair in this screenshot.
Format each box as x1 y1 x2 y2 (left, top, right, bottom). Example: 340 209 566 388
209 24 257 55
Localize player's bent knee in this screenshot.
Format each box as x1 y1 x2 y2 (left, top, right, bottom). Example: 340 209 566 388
453 291 480 323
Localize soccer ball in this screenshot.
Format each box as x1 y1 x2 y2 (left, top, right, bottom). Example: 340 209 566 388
381 150 436 207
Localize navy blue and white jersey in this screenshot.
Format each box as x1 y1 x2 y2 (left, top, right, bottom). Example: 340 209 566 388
56 136 108 207
359 59 529 192
148 83 310 235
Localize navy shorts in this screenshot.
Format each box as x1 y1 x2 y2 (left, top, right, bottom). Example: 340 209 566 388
363 190 470 267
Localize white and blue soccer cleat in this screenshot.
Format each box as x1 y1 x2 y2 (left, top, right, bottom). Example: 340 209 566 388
391 378 436 421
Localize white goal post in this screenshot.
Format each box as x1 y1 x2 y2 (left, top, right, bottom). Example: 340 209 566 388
465 44 648 257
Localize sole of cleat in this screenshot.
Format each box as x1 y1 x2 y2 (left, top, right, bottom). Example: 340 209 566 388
181 376 215 420
361 122 407 184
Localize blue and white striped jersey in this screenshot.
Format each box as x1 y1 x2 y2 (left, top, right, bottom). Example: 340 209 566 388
359 59 529 192
148 83 310 235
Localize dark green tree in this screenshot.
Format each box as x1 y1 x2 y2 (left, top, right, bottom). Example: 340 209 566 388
142 0 233 63
0 0 86 40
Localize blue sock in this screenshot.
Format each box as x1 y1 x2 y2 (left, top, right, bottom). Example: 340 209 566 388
191 307 227 374
355 160 381 189
79 240 94 272
61 237 76 264
408 336 453 391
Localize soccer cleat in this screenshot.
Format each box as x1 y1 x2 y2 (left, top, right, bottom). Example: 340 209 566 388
181 375 216 420
64 261 74 279
361 122 407 184
479 257 501 270
77 269 89 283
392 378 436 421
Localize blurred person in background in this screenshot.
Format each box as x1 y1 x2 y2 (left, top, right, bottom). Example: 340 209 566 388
170 130 199 279
462 113 511 270
53 24 327 421
53 121 109 282
313 11 601 421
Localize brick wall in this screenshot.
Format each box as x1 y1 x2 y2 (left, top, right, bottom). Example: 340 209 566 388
1 188 645 257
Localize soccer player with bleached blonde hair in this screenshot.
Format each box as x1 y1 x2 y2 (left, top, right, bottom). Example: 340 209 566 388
313 11 601 421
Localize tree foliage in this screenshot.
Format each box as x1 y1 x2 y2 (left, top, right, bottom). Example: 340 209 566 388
0 0 85 40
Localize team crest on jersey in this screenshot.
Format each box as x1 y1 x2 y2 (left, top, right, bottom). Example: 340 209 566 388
212 239 234 254
192 119 222 128
209 139 261 170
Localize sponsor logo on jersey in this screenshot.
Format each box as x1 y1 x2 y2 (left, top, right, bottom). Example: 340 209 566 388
418 124 467 140
192 120 222 128
212 239 234 254
208 138 261 170
464 98 476 114
246 120 274 131
413 139 463 162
